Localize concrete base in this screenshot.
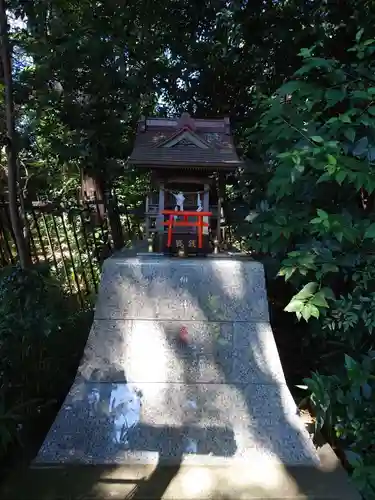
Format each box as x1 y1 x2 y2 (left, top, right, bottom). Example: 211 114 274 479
1 444 360 499
5 255 359 499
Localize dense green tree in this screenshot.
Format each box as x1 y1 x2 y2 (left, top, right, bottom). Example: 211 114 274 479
1 0 375 492
0 0 30 267
244 32 375 497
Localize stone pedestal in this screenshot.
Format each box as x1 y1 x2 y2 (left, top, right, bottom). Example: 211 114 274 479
35 256 318 467
20 255 360 499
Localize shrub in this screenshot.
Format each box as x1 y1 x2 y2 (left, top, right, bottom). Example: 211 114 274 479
0 263 92 463
243 30 375 498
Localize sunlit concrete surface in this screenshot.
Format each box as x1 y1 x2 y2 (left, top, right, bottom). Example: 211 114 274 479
11 254 359 499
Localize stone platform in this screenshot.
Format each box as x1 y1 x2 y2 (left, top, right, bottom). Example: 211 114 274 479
3 255 360 499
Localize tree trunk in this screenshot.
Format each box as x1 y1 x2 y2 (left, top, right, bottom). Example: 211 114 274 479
88 170 124 251
106 189 124 250
0 0 31 268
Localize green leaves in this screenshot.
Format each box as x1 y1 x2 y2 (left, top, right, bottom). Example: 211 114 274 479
327 153 337 165
303 372 333 431
294 281 318 300
356 28 364 43
344 128 356 143
245 26 375 500
364 223 375 239
299 47 314 59
346 450 363 469
279 250 317 281
325 88 346 108
284 283 333 321
294 57 336 77
310 209 329 228
353 137 369 157
310 135 324 144
339 113 351 124
310 290 329 308
278 81 300 96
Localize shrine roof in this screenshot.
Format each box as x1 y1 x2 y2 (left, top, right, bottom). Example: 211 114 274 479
128 113 243 170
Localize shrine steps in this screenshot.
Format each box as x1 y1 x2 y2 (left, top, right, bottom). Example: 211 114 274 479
1 255 360 499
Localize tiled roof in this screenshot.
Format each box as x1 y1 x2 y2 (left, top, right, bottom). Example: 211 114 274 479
128 113 243 170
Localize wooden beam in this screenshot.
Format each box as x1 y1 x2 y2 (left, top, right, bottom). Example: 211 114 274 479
156 183 164 233
164 176 212 185
145 194 150 238
216 195 222 242
216 174 223 242
203 183 209 235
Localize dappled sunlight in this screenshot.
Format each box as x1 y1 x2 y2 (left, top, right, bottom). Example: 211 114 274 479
211 259 245 301
179 467 216 497
32 254 322 499
245 322 286 383
125 321 175 387
224 460 293 493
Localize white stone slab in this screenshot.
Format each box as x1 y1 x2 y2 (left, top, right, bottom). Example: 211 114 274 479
78 320 286 384
94 257 269 322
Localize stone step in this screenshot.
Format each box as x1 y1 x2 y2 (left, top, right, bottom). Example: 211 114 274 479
79 319 286 384
1 444 361 499
35 381 317 466
94 257 269 322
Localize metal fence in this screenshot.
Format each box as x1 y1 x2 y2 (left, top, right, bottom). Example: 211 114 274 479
0 196 120 304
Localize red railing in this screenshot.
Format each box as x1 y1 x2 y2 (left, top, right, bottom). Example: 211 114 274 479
162 210 212 249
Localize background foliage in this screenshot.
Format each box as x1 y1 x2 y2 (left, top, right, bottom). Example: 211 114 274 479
244 32 375 497
1 0 375 496
0 264 91 468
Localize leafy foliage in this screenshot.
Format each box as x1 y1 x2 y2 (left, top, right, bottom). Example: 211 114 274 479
2 0 375 492
303 354 375 497
0 264 91 461
245 32 375 497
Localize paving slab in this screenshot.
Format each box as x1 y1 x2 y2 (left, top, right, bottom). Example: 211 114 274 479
94 257 269 322
78 320 287 384
35 380 317 465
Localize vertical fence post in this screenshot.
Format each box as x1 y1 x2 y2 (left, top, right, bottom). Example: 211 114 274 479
41 211 60 277
123 204 132 238
85 200 103 266
31 206 48 262
24 211 40 263
0 197 121 298
0 238 8 266
2 200 17 262
70 210 90 296
79 209 98 293
0 204 15 264
60 212 83 305
106 189 124 250
51 212 73 295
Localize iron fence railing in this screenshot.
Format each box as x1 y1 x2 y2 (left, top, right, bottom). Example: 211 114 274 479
0 197 122 304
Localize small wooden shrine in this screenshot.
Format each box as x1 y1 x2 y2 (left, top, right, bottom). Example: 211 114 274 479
128 113 243 255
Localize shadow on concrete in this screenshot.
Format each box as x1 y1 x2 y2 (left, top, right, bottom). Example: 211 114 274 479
118 457 182 500
0 256 360 499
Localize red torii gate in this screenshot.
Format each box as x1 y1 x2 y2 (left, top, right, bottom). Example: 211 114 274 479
162 210 212 249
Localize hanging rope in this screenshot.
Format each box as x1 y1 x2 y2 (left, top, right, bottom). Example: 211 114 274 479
161 186 210 196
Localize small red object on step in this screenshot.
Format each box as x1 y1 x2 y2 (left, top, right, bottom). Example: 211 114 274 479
179 326 188 343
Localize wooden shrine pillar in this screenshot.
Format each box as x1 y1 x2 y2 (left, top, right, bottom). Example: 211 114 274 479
203 183 209 235
216 173 224 243
156 183 165 234
145 194 150 238
155 183 165 251
217 195 222 242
